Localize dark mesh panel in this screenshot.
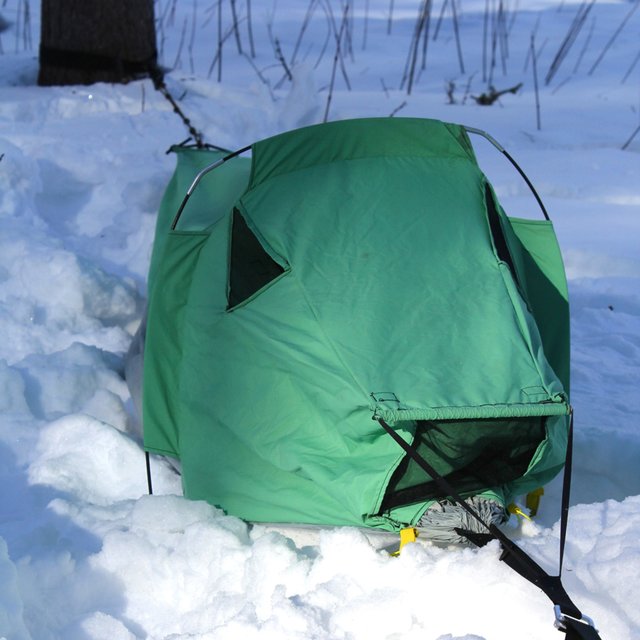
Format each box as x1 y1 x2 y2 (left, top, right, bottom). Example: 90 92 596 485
228 209 284 309
380 417 546 511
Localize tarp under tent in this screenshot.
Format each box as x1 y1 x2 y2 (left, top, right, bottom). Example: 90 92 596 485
140 117 571 535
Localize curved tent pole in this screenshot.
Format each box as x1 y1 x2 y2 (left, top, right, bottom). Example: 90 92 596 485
170 144 252 230
171 129 549 229
464 126 551 221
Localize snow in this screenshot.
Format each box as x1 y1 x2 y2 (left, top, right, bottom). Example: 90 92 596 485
0 1 639 638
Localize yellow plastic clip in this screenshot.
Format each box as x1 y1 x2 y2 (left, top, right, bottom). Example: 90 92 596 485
391 527 418 556
508 503 532 521
525 487 545 518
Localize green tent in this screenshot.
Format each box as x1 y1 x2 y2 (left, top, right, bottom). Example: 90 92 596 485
142 117 570 533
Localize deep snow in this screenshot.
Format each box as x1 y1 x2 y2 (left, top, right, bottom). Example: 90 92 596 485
0 1 639 639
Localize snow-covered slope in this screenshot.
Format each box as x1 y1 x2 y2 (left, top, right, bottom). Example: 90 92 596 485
0 1 638 638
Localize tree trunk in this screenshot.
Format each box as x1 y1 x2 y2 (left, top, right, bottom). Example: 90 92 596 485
38 0 158 86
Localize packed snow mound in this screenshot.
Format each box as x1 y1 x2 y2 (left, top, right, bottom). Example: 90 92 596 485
0 1 639 639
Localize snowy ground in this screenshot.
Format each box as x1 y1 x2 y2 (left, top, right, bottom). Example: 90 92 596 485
0 1 639 639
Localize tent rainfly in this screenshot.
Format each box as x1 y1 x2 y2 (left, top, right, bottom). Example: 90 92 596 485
141 117 571 534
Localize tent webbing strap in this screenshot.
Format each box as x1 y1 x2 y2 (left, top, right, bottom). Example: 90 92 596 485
377 413 601 639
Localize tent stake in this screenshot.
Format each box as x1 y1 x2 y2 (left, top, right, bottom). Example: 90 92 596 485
145 451 153 495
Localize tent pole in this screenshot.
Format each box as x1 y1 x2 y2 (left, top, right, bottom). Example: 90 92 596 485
170 144 252 230
465 126 550 221
145 451 153 495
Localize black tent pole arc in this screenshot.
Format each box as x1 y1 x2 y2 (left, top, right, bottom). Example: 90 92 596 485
145 451 153 495
170 128 547 230
464 126 551 221
170 144 252 230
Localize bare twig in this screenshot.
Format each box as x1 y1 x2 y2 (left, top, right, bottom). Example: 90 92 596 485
551 76 572 95
243 52 275 99
433 0 448 42
343 0 355 62
207 1 237 81
362 0 370 50
420 0 433 71
216 0 223 81
531 34 541 130
588 1 639 76
445 79 456 104
451 0 465 75
313 3 333 69
622 46 640 84
229 0 243 54
291 0 318 66
21 0 32 51
390 101 407 117
482 0 489 82
380 77 390 98
523 14 540 73
487 0 499 87
246 0 256 58
402 0 430 95
323 3 349 122
497 0 508 76
573 15 595 73
188 0 197 74
274 37 293 81
387 0 395 35
157 0 167 60
324 0 352 91
173 17 188 70
201 2 217 28
14 0 21 52
461 71 476 104
327 0 353 91
472 82 522 106
622 123 640 151
168 0 177 28
545 0 595 86
507 0 520 35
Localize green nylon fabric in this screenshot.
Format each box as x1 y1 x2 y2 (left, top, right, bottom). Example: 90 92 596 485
503 216 571 393
143 118 570 531
144 147 251 456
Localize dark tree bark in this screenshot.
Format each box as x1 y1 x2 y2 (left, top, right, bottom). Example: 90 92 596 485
38 0 159 86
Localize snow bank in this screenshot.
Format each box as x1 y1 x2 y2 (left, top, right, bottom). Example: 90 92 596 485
0 1 638 638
